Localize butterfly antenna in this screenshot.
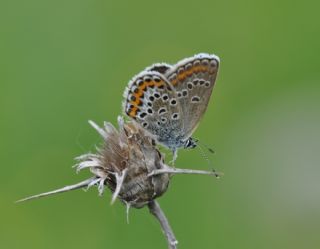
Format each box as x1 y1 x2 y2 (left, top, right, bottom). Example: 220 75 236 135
195 139 219 178
197 142 212 166
193 137 215 154
197 139 215 154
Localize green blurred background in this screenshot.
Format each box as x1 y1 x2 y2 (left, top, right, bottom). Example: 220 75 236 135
1 0 319 248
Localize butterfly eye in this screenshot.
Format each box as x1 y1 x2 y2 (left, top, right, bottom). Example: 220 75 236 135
184 138 197 149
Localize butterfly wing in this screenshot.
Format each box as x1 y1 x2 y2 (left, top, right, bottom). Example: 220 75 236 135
145 62 172 74
164 53 220 138
123 71 184 149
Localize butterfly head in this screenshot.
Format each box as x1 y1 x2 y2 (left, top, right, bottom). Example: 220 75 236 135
184 137 198 149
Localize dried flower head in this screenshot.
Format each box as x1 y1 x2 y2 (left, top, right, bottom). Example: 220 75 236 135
75 116 170 208
17 116 220 249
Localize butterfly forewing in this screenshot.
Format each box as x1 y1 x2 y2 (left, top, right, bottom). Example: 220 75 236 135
123 71 184 147
165 54 219 138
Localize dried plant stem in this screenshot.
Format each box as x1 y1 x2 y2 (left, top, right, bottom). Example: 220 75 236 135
111 169 128 204
148 200 178 249
148 164 222 178
15 177 96 203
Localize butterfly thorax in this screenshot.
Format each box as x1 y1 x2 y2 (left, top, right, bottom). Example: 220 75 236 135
157 135 197 151
157 134 186 150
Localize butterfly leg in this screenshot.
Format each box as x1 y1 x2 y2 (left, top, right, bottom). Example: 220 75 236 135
169 149 178 166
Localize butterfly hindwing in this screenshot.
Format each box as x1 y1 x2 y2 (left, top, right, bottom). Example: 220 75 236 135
145 63 172 74
165 53 219 137
123 71 184 147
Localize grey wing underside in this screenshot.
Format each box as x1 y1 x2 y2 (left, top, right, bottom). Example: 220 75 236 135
123 70 184 149
164 53 220 138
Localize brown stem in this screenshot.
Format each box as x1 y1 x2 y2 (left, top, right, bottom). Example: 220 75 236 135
15 177 96 203
148 200 178 249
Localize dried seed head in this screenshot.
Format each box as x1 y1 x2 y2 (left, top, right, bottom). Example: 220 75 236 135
75 116 170 208
17 116 219 206
17 116 220 249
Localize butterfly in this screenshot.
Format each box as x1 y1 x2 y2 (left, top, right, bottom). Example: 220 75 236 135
123 53 220 161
